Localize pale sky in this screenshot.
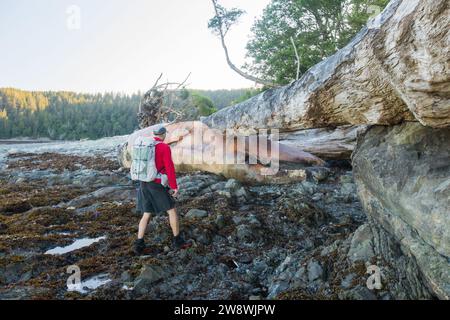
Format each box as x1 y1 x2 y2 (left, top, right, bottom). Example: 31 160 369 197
0 0 271 93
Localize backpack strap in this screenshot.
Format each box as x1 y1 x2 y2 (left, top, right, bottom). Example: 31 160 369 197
153 140 163 177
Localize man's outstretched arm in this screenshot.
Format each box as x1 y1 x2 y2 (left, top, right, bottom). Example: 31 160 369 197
163 145 178 191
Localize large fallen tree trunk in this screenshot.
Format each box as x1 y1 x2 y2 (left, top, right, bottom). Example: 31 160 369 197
118 122 325 184
279 125 366 160
202 0 449 133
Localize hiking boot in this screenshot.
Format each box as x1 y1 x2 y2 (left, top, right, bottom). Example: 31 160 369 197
172 235 192 250
133 238 146 255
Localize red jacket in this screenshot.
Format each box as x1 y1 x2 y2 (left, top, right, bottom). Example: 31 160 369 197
153 137 178 190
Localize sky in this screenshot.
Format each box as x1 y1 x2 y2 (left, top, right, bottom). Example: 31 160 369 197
0 0 271 93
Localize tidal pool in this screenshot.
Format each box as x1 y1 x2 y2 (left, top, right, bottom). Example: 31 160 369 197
44 236 106 255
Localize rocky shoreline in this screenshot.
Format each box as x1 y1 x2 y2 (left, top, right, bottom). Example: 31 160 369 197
1 0 448 300
0 148 392 300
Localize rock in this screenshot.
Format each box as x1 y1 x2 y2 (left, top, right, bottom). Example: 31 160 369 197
299 181 316 195
345 286 378 300
347 224 375 263
192 228 212 245
19 270 33 283
215 214 226 229
0 286 50 300
309 167 330 182
232 216 243 225
307 260 323 282
341 273 356 289
208 181 227 191
267 282 289 299
0 222 8 232
320 240 341 257
0 260 29 285
185 209 208 219
234 187 248 199
15 177 25 184
380 292 393 300
225 179 240 191
339 172 353 184
203 0 449 131
252 261 269 274
133 265 167 294
235 225 254 242
353 122 450 299
64 186 134 208
249 295 262 300
247 215 261 227
340 183 356 198
217 190 232 198
120 271 132 283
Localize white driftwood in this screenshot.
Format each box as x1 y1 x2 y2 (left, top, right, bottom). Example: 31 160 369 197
203 0 449 132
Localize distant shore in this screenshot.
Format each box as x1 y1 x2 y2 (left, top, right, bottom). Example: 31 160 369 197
0 139 58 145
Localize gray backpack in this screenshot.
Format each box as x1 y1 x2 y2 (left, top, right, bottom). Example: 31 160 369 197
130 136 161 182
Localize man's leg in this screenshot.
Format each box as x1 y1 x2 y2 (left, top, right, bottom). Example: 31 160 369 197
167 208 179 237
138 212 151 239
168 208 192 250
134 212 151 255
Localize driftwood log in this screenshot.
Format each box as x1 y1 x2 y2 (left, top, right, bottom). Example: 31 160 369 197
202 0 449 132
118 122 325 184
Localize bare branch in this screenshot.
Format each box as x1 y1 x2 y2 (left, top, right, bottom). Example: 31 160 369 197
152 73 163 89
290 36 301 80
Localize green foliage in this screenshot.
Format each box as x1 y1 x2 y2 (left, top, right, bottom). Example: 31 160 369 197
190 93 217 117
245 0 390 84
194 89 250 109
231 88 263 105
207 1 246 36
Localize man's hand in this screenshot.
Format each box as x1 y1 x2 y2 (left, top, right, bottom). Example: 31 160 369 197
171 189 179 198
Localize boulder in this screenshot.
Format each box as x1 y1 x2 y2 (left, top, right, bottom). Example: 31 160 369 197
235 225 254 242
185 209 208 219
352 122 450 299
307 260 323 282
133 265 167 294
63 186 135 208
203 0 449 132
344 286 378 300
347 224 375 263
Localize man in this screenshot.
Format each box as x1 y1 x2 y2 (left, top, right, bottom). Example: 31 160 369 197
133 126 191 255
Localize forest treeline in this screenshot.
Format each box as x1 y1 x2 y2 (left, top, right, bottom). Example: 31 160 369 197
0 88 249 140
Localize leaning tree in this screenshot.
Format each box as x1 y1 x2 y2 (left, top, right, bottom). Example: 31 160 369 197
208 0 274 87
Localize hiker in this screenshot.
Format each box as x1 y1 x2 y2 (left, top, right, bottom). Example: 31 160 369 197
132 126 191 255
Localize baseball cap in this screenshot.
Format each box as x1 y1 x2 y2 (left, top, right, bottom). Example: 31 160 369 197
153 126 167 135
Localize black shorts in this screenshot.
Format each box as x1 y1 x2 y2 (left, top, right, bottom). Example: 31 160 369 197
136 181 175 215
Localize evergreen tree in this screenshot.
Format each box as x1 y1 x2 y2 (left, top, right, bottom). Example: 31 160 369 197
245 0 390 84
